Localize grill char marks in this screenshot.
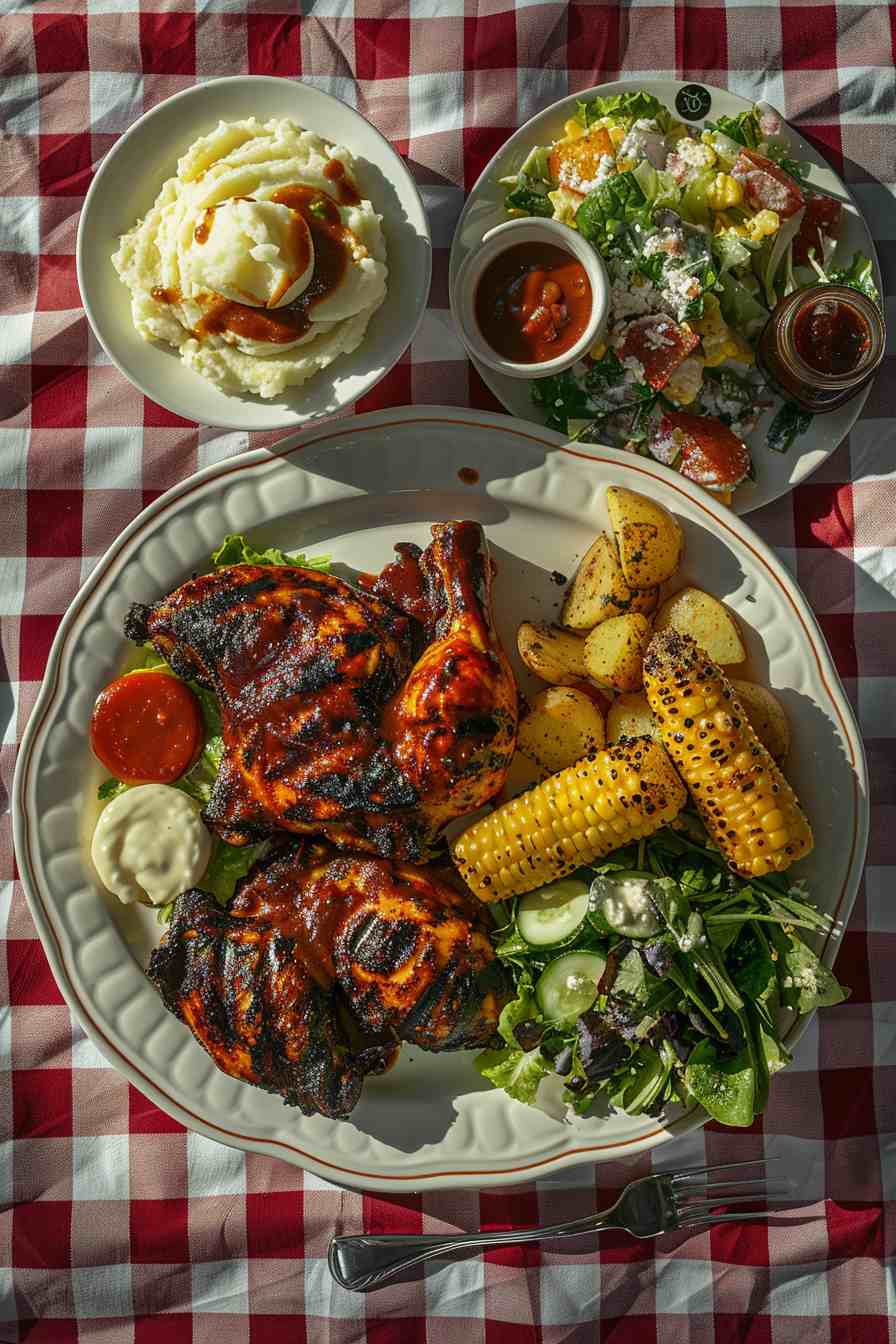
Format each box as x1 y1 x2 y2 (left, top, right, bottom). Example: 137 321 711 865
147 885 363 1118
377 522 519 834
137 562 421 854
132 523 518 860
149 842 512 1117
230 843 511 1053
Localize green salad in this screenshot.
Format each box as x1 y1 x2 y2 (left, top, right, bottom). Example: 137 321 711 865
477 818 848 1127
96 534 330 919
500 89 879 494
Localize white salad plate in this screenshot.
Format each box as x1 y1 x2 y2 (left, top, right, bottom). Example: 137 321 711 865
77 75 431 432
450 79 882 514
13 407 867 1191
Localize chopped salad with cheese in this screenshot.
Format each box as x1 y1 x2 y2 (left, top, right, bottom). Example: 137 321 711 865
500 89 879 498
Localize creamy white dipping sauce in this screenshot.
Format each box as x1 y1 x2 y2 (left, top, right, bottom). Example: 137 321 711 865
91 784 212 906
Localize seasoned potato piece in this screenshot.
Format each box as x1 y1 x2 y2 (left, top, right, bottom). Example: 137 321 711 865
561 532 659 631
517 687 606 775
584 613 652 692
606 486 684 589
517 622 588 685
654 586 746 665
731 679 791 761
607 691 659 743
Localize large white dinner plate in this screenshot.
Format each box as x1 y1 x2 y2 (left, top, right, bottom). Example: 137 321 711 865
77 76 431 431
450 79 882 514
13 407 867 1191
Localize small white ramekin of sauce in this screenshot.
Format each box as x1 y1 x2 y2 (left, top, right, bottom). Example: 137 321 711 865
451 218 609 379
758 284 885 413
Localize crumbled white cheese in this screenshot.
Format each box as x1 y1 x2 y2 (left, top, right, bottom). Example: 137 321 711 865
643 318 676 350
643 227 685 259
660 265 702 320
618 118 659 162
596 153 616 184
610 281 655 321
649 424 681 465
677 137 716 169
560 152 617 195
621 354 646 382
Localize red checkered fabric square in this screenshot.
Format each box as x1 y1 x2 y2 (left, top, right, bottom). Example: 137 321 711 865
1 2 894 1340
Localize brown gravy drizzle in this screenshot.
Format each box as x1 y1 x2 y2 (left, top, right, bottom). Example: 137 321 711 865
151 186 352 346
194 207 215 245
323 158 361 206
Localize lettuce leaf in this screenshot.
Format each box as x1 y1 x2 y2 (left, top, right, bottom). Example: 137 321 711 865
768 927 850 1014
809 250 880 305
718 271 768 331
575 171 651 255
211 534 331 570
476 1043 550 1105
577 90 666 129
767 401 812 454
706 109 762 150
684 1036 757 1127
203 839 270 906
475 972 549 1105
532 369 594 433
504 184 553 217
711 230 759 277
174 735 224 805
632 160 681 211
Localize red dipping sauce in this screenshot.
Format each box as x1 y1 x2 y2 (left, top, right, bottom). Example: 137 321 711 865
757 283 885 414
475 242 592 363
794 297 870 376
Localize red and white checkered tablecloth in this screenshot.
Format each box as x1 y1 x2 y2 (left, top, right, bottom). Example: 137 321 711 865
2 1 895 1339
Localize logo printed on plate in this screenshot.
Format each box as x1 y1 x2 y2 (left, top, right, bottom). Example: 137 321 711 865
675 85 712 121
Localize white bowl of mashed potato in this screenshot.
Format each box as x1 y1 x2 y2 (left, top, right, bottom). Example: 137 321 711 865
78 77 431 430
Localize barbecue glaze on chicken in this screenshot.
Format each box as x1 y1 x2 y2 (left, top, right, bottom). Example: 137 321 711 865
126 522 517 861
147 842 511 1118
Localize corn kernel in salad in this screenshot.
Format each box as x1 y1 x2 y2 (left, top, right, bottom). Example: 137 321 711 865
707 173 744 210
564 119 586 141
746 209 780 241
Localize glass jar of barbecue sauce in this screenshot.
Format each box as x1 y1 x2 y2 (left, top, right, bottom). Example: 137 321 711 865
757 284 885 413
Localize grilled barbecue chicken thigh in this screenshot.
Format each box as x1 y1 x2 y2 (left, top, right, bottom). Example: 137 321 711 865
147 842 510 1118
126 522 517 861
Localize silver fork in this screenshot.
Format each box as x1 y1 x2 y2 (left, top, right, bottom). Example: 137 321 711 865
329 1160 787 1292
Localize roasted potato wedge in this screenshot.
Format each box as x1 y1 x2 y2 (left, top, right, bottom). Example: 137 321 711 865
561 532 658 631
517 621 588 685
606 486 684 589
607 691 659 743
731 679 790 761
584 613 652 692
517 686 606 775
654 586 746 665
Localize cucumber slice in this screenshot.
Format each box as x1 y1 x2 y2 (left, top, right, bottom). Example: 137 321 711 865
590 871 663 939
517 878 590 948
535 951 607 1022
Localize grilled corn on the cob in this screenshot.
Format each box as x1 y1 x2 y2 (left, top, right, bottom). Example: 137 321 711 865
451 739 686 901
643 629 813 877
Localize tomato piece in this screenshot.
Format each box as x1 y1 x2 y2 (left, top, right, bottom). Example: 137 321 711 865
731 148 805 218
549 127 615 195
660 412 751 489
793 194 842 267
620 316 701 390
91 670 203 784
